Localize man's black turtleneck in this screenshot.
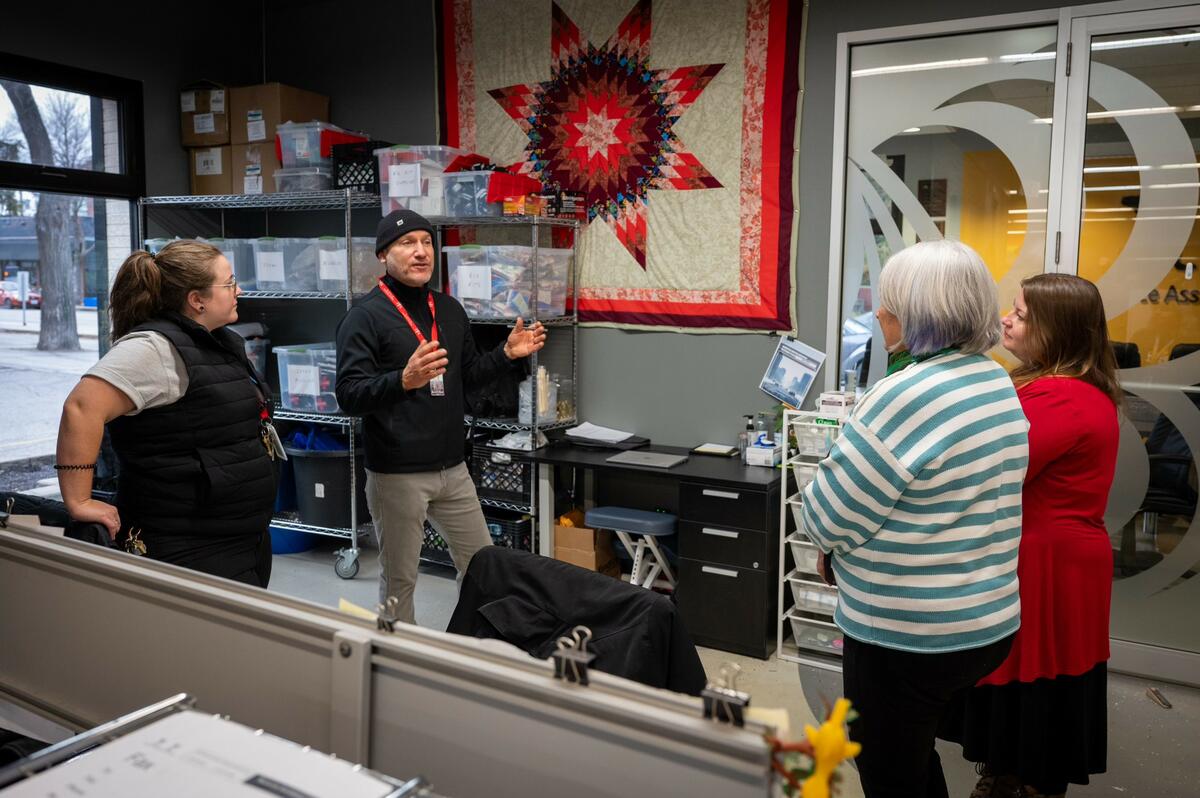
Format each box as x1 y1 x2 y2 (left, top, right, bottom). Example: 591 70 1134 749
335 274 512 473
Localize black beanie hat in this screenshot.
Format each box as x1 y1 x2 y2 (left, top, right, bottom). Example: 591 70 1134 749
375 209 435 256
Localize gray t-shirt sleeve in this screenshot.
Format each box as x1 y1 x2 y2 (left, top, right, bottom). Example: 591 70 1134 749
84 331 189 414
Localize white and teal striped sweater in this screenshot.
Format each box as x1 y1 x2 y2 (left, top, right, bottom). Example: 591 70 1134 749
801 351 1029 653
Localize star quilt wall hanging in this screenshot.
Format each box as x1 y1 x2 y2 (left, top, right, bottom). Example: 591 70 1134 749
439 0 802 330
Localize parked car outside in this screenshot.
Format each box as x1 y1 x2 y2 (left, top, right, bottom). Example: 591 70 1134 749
0 281 42 309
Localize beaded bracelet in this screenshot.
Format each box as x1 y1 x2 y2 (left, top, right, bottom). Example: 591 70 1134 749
53 463 96 471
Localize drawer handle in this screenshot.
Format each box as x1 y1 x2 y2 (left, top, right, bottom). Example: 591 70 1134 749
702 565 739 578
702 489 740 500
701 527 740 539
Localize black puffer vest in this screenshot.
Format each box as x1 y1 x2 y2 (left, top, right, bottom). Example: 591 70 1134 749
107 313 276 538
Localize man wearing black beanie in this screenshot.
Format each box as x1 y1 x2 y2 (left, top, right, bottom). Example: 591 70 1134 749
335 209 546 620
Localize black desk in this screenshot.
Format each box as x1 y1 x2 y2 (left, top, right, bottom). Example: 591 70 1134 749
528 441 785 658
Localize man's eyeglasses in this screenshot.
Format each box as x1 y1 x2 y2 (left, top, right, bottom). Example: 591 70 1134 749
212 276 238 290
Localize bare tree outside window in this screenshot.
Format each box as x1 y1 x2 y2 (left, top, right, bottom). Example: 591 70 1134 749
0 81 90 350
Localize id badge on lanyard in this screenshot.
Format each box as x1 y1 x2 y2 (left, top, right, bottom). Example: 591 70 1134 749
379 279 444 398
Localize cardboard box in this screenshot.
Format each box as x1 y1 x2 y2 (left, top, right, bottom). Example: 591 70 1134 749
180 84 229 147
745 442 782 467
555 546 620 577
231 143 280 195
230 83 329 145
189 146 232 195
554 524 619 576
555 524 609 552
817 391 856 419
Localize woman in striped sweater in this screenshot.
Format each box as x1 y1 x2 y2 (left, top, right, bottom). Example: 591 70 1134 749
802 240 1029 798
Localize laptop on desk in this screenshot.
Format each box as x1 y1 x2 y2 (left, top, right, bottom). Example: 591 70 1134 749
605 450 688 469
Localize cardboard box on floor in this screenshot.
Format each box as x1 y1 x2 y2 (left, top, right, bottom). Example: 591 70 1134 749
230 83 329 145
554 524 620 577
180 83 229 147
189 146 232 195
231 143 280 195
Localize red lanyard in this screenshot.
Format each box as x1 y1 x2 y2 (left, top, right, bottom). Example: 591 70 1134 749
378 279 438 344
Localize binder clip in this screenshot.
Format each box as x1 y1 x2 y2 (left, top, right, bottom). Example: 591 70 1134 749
0 497 13 529
376 596 400 633
702 662 750 727
552 625 596 686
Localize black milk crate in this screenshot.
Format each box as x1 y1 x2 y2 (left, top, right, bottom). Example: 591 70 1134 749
332 140 392 193
420 521 454 566
470 446 532 503
484 510 533 552
419 511 531 562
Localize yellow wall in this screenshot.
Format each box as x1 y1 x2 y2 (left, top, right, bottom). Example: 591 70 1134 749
960 152 1200 366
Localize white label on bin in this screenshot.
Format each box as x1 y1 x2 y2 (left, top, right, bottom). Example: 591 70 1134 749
294 133 311 160
209 89 225 113
314 483 325 499
246 110 265 141
193 113 215 134
319 249 347 280
180 91 196 112
388 164 421 197
195 148 222 175
289 364 319 396
459 265 492 300
243 175 263 194
256 251 284 283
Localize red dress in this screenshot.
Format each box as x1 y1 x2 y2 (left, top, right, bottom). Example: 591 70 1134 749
979 376 1118 685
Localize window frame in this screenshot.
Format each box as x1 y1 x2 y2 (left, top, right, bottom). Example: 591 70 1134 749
0 50 145 200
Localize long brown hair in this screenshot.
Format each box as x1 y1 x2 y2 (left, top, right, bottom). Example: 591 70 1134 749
110 240 221 339
1010 273 1123 406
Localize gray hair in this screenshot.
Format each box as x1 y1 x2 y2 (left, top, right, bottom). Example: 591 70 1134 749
877 240 1001 356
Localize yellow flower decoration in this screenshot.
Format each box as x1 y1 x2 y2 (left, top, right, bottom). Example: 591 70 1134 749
801 698 861 798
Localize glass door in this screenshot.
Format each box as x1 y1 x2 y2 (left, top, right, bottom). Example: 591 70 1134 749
1059 6 1200 664
836 25 1059 390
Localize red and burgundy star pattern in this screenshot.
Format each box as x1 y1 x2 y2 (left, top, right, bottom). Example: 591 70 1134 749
487 0 724 269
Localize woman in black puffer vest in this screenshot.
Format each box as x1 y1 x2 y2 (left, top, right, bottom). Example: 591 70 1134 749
56 240 276 586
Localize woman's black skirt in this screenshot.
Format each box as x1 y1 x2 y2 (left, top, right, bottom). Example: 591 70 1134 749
940 662 1107 794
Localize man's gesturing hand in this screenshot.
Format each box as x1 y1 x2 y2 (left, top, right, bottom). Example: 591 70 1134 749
402 340 449 390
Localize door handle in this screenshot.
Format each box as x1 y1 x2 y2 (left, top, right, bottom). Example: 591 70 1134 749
701 565 739 578
702 489 740 500
701 527 739 539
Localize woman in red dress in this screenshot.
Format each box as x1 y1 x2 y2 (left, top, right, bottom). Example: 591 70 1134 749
943 273 1121 798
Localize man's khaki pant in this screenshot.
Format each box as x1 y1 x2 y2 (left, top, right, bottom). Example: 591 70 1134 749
365 463 492 624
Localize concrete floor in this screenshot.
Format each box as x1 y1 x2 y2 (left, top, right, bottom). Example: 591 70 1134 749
270 538 1199 798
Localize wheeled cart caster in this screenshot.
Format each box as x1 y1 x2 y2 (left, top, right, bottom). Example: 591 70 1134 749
334 549 360 579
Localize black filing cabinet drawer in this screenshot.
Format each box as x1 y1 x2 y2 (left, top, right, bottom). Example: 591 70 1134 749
675 557 772 658
678 520 771 571
679 482 768 530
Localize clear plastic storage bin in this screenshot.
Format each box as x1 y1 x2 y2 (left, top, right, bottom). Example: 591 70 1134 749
442 170 501 217
787 614 845 655
275 343 339 414
252 238 286 291
444 245 572 319
277 121 366 168
376 144 467 216
786 573 838 615
282 237 319 293
316 237 349 294
350 237 380 296
205 238 256 291
518 375 559 425
143 238 174 254
788 533 821 576
274 167 332 193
